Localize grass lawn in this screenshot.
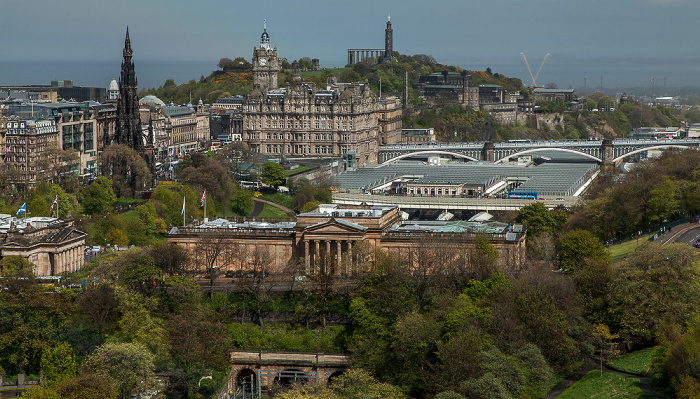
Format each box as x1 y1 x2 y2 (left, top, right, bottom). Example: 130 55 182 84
608 235 653 263
257 204 292 219
558 370 655 399
607 347 657 375
284 166 314 176
260 193 294 210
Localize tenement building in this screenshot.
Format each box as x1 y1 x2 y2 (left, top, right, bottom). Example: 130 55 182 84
166 204 526 276
4 101 117 177
0 215 87 276
241 24 401 166
1 116 59 190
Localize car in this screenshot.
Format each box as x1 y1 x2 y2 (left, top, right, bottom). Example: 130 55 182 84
695 238 700 248
555 198 564 201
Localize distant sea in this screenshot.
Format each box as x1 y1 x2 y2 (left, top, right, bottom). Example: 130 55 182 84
2 58 700 96
445 58 700 95
0 60 219 91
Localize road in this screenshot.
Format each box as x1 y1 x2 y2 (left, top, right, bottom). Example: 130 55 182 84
655 222 700 247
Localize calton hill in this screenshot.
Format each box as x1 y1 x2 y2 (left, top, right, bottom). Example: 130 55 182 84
3 56 700 399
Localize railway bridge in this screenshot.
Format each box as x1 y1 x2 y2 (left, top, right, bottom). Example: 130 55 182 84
220 350 349 398
378 138 700 165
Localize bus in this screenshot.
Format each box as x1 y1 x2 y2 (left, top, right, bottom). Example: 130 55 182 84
508 191 538 199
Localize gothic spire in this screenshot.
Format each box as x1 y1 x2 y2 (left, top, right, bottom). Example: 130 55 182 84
123 26 133 59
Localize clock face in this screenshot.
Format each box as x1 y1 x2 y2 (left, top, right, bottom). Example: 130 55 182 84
259 58 267 66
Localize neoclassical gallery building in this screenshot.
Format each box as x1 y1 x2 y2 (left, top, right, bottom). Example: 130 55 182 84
166 204 527 276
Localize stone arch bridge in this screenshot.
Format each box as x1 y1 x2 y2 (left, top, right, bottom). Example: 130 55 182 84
220 350 349 398
379 138 700 165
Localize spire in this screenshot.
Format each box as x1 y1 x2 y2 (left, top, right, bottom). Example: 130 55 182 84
123 26 132 58
260 19 271 50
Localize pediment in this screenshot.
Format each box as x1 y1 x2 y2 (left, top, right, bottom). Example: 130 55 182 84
304 218 368 234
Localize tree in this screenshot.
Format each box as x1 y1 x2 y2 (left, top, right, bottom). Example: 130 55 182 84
166 309 227 373
82 177 116 215
77 282 120 338
557 229 609 272
0 255 36 293
592 324 620 376
219 57 251 71
191 230 237 297
514 202 566 240
40 342 78 386
231 186 254 215
276 368 406 399
82 342 155 399
609 243 700 344
261 162 285 187
150 242 191 276
98 144 152 199
23 374 118 399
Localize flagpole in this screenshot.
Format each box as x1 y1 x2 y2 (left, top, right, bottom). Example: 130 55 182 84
183 197 186 226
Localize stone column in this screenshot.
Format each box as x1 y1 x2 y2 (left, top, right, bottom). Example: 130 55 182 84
326 240 331 274
315 240 320 274
336 241 342 276
304 240 310 274
347 242 353 276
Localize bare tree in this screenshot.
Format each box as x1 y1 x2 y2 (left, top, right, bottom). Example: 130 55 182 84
237 245 287 329
191 229 238 297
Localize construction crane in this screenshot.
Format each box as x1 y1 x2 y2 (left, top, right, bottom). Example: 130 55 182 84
520 52 550 88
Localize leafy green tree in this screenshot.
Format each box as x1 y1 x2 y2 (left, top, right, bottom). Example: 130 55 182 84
0 255 36 293
514 202 566 240
231 186 254 215
261 162 285 186
557 230 608 272
82 342 155 399
27 195 50 217
609 243 700 344
276 368 407 399
112 288 169 361
516 344 555 397
647 176 679 227
40 342 78 386
53 374 117 399
592 324 620 376
82 177 116 215
136 201 158 234
114 247 161 289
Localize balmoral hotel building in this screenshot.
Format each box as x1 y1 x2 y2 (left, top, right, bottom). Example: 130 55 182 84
241 25 402 167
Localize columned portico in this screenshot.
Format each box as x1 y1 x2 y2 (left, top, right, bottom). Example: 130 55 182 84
301 237 358 276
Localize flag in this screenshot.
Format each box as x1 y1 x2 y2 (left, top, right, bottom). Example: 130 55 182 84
50 195 58 211
200 191 206 207
181 197 186 215
16 203 26 216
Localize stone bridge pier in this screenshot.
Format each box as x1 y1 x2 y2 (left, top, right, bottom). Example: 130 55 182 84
221 350 350 396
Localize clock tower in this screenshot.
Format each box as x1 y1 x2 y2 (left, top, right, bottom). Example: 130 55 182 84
252 21 280 91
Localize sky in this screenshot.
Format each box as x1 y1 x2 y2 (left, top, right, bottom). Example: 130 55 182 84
3 0 700 89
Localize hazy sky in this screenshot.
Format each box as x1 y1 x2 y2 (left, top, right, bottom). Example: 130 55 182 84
3 0 700 88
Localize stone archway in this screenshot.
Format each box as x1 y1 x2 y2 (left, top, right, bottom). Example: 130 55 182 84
328 370 344 384
236 368 256 388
